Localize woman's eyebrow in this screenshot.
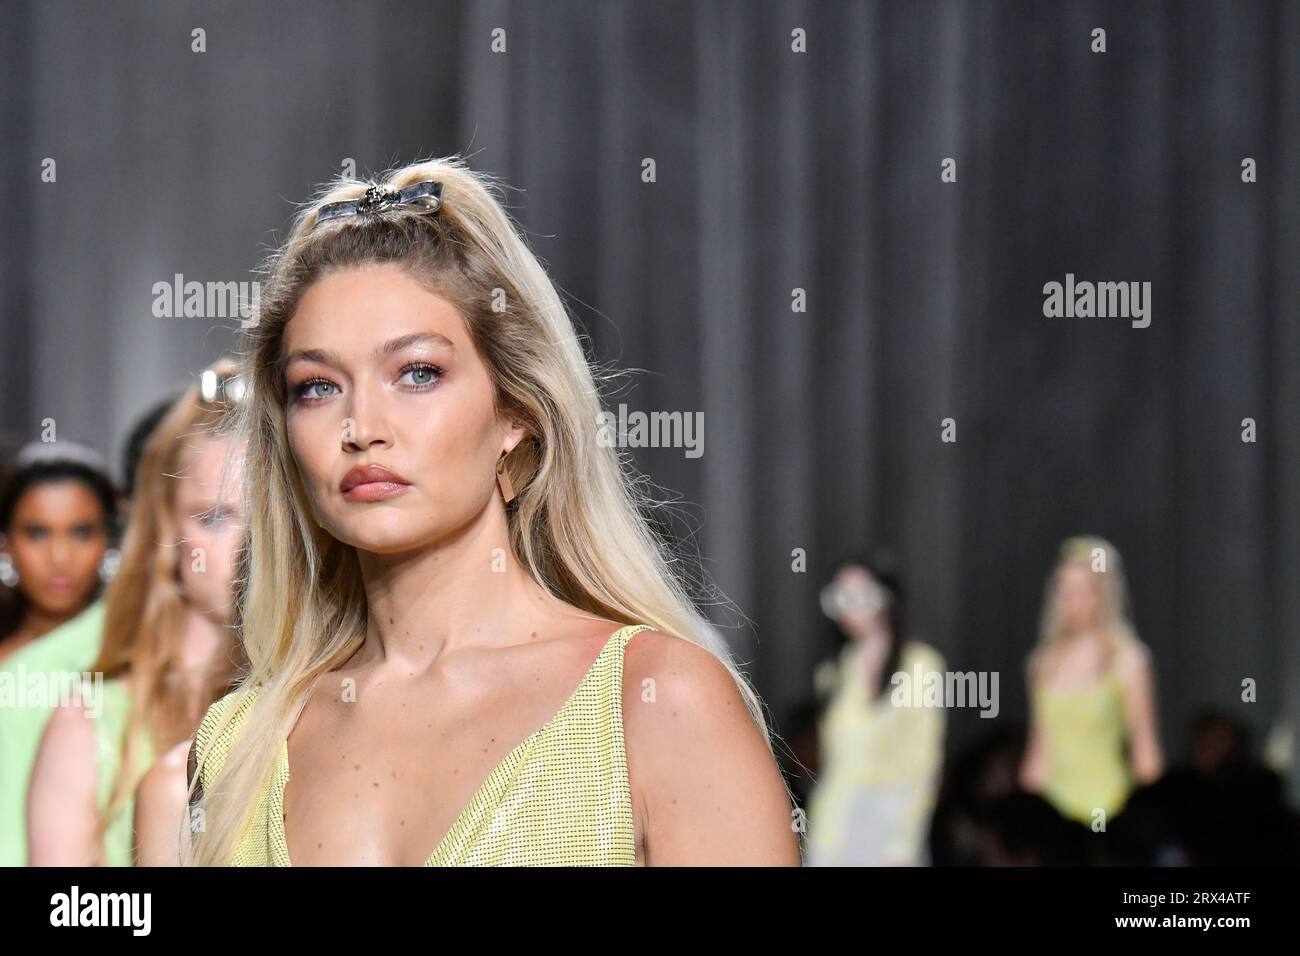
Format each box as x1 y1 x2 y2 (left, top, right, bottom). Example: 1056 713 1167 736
282 333 454 371
378 332 456 355
283 346 341 370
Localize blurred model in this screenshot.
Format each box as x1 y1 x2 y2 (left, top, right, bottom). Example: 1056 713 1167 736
0 445 117 866
27 362 247 865
805 554 946 865
1020 536 1163 826
0 442 116 661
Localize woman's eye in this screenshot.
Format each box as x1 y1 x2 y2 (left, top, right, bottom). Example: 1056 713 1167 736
197 508 237 527
398 364 442 388
294 379 338 402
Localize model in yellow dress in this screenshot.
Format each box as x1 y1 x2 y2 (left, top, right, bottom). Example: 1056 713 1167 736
806 638 946 865
183 157 799 867
804 554 946 866
196 624 650 866
1020 536 1164 826
25 365 247 866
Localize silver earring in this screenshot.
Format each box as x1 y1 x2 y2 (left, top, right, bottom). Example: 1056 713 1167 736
0 553 18 588
98 548 121 584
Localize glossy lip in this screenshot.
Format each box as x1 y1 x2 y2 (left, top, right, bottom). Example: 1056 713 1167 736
339 463 412 502
343 482 410 502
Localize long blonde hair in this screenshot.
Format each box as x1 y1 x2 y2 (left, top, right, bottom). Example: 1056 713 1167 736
93 359 247 864
185 155 780 865
1030 534 1141 683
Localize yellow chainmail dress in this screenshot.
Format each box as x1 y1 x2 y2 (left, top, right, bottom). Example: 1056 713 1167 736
195 623 653 866
1032 671 1133 825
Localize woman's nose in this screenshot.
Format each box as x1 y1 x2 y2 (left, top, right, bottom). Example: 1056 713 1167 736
342 383 393 450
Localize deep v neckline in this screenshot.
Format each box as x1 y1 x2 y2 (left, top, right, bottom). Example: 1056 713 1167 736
275 624 636 866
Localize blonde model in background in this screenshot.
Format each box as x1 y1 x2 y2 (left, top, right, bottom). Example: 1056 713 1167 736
1020 536 1164 826
27 362 247 865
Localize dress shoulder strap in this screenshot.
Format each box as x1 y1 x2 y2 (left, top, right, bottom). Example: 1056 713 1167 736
614 623 655 648
194 684 262 792
596 623 654 707
610 623 654 661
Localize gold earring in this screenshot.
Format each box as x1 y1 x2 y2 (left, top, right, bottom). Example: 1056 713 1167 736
496 450 516 504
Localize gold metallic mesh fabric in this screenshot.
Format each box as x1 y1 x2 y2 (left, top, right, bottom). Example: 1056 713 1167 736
196 624 651 866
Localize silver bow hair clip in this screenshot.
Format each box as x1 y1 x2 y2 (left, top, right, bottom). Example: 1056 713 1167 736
314 180 444 228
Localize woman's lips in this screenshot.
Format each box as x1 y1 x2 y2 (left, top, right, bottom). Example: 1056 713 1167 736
339 464 412 502
342 481 411 502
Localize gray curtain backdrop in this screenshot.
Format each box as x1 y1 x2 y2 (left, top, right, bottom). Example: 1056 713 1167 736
2 1 1297 797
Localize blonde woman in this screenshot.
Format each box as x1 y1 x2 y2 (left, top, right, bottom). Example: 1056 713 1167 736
1019 536 1164 826
27 364 248 865
184 157 799 867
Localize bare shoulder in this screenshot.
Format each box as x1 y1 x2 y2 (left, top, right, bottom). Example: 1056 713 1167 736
621 628 755 732
28 697 100 863
139 740 191 806
38 698 97 764
1113 636 1154 683
29 698 98 818
621 628 801 865
134 740 193 866
1026 645 1052 685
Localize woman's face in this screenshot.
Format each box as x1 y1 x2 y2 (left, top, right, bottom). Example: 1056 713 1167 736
174 434 247 627
826 565 890 640
2 480 108 620
282 264 523 555
1054 561 1102 633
